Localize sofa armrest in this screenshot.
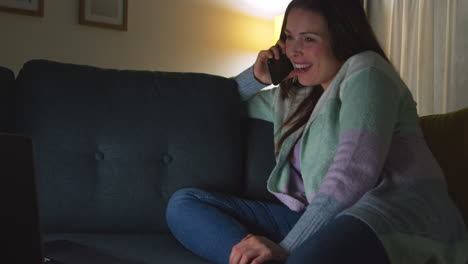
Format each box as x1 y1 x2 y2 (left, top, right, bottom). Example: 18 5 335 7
420 107 468 224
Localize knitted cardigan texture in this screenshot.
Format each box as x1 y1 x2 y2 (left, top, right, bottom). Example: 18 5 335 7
235 51 468 263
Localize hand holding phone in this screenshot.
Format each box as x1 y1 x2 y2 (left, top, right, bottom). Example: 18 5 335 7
267 53 294 85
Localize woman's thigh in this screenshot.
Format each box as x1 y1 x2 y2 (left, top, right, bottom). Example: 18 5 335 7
286 215 390 264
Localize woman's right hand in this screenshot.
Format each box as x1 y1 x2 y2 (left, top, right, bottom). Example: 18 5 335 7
253 41 286 85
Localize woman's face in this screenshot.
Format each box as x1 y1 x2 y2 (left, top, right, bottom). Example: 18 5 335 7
285 8 343 89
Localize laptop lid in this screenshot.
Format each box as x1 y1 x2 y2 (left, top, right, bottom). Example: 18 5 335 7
1 133 43 263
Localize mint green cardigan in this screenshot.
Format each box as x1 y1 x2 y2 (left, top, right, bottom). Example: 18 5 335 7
235 51 468 263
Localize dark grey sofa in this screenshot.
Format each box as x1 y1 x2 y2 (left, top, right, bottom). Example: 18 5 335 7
1 60 278 264
2 61 468 264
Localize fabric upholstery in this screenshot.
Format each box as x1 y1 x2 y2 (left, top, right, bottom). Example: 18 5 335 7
419 107 468 224
14 60 242 233
0 67 14 132
241 118 278 202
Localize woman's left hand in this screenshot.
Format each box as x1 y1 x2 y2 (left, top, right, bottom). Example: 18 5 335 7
229 234 289 264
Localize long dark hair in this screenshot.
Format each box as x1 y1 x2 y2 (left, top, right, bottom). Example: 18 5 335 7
275 0 389 156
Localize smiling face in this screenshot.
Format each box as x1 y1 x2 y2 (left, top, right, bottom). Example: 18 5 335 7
284 8 344 89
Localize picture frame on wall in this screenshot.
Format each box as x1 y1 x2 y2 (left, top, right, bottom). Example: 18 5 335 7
79 0 128 31
0 0 44 17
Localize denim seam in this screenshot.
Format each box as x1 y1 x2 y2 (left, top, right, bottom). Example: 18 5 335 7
185 190 245 216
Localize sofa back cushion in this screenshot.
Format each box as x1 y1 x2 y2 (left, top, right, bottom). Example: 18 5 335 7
0 67 14 133
241 118 278 202
419 107 468 225
14 60 242 233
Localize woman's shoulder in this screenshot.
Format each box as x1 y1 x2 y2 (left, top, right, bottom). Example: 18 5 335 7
344 51 393 75
339 51 411 98
342 51 407 87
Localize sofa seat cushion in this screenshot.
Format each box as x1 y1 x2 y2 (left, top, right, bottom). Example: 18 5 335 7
43 233 210 264
419 107 468 224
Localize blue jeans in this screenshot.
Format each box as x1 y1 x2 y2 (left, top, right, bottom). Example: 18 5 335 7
166 188 389 264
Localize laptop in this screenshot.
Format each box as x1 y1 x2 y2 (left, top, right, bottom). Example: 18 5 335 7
1 134 142 264
1 133 44 263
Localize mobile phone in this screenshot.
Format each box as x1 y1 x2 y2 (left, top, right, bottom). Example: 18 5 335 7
267 53 294 85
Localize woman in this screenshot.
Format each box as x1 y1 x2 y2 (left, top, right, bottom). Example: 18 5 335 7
166 0 468 263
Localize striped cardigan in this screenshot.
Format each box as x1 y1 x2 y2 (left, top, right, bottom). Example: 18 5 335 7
235 51 468 263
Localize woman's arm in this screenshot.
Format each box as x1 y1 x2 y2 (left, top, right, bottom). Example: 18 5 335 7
280 67 401 252
235 68 277 123
235 40 294 102
234 66 268 102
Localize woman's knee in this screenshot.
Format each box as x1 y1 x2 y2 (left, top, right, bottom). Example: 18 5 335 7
166 188 205 224
168 187 203 204
167 187 200 209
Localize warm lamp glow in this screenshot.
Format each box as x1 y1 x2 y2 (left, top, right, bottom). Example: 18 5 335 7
274 14 285 42
232 0 291 19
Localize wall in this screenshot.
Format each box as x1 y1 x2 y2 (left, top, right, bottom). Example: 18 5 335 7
0 0 275 77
